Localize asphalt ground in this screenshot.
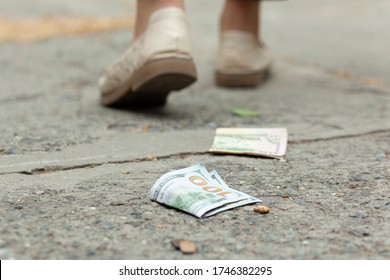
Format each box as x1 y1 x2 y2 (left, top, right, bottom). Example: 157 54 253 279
0 0 389 259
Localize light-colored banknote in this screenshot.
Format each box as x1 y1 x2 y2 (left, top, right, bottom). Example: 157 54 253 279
209 128 288 159
150 164 261 218
206 170 260 217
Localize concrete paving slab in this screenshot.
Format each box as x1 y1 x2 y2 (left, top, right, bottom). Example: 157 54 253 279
0 130 214 174
263 0 390 83
0 133 389 259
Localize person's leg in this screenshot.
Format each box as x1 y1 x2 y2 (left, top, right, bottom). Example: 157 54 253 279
220 0 261 41
134 0 185 41
216 0 271 87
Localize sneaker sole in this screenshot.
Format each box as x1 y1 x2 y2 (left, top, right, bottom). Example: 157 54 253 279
101 58 197 107
216 69 269 88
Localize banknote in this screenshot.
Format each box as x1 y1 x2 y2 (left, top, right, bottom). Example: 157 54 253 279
206 170 260 216
209 128 288 159
150 164 261 218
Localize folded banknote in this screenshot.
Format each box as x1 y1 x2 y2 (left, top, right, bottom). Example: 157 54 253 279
209 128 288 159
150 164 261 218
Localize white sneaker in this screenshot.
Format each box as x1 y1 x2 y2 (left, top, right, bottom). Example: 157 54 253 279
216 31 272 87
99 7 197 106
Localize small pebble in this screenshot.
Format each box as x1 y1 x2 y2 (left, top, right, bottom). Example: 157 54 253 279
146 155 157 161
171 239 197 254
86 250 97 257
142 125 151 133
254 205 270 214
6 147 22 155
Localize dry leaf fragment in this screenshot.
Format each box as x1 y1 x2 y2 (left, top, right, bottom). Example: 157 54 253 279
171 239 197 254
142 125 151 133
254 205 270 214
146 155 157 161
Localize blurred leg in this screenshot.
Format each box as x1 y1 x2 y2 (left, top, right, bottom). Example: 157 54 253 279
216 0 271 87
134 0 185 40
220 0 261 41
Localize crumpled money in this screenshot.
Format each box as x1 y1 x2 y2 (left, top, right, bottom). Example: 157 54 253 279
150 164 261 218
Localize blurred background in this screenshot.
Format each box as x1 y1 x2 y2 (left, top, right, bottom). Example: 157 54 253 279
1 0 389 83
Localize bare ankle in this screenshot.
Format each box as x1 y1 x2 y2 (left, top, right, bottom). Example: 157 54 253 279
220 0 261 40
134 0 185 41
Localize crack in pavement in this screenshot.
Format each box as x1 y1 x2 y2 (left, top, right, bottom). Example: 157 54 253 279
289 129 390 145
0 92 49 104
1 129 389 176
3 152 209 176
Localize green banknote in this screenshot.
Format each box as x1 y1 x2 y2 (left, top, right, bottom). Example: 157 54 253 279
150 164 261 218
209 128 288 159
